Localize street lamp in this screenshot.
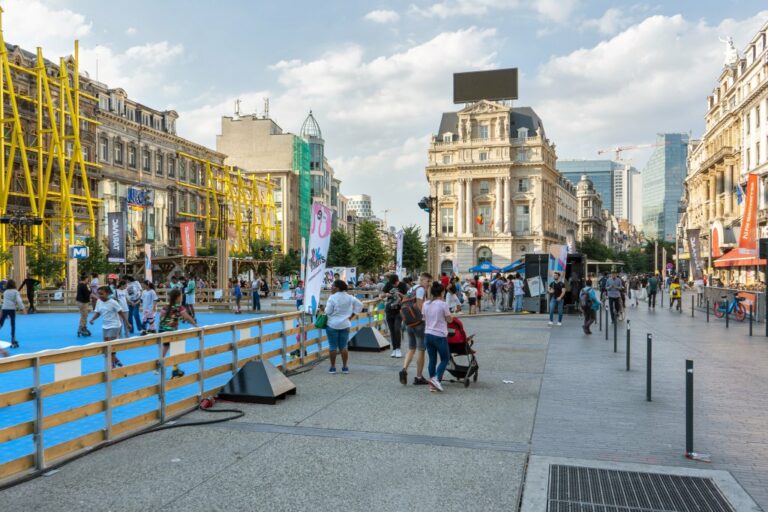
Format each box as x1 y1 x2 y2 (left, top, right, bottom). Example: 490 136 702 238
246 208 253 250
0 212 44 244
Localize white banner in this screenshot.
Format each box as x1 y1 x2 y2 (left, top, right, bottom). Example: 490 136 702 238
347 267 357 285
144 243 153 283
303 202 332 314
395 229 404 278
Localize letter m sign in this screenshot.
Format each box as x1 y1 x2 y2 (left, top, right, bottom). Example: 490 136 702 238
69 246 90 259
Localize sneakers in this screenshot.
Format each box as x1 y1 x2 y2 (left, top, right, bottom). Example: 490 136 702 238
399 368 408 385
428 383 438 392
394 349 402 358
548 321 553 326
390 350 397 358
429 376 443 392
413 376 428 385
111 357 123 369
341 367 349 374
328 367 337 374
557 322 562 326
10 340 19 349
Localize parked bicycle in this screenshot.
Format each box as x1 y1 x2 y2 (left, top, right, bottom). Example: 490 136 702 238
713 293 747 321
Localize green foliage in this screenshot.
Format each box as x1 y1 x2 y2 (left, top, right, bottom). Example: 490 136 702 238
327 229 353 267
26 237 65 283
77 237 111 276
274 249 301 276
352 221 387 275
576 237 615 262
401 225 426 273
197 241 217 257
615 248 648 273
0 249 12 266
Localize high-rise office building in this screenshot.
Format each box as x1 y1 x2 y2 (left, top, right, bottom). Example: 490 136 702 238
642 133 689 241
557 160 620 216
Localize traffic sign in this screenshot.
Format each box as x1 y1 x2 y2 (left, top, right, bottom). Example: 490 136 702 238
69 246 89 259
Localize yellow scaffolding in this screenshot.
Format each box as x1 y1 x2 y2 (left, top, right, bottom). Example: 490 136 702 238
176 151 279 253
0 7 100 272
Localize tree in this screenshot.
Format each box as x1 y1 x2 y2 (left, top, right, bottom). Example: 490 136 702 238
26 237 65 284
78 237 111 276
615 248 648 273
352 221 387 275
274 249 301 276
576 237 615 262
327 229 353 267
401 225 426 273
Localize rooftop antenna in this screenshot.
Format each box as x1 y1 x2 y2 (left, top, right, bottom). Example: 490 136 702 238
234 98 241 118
263 97 269 119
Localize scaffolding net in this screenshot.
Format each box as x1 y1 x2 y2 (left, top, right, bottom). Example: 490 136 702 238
293 136 310 246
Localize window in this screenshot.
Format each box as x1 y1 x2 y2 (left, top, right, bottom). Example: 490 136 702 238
99 137 109 162
114 141 123 164
442 154 451 164
515 204 530 233
65 141 73 158
479 180 489 194
747 148 751 169
156 153 163 176
518 178 529 192
747 113 751 134
83 146 90 162
168 157 175 178
128 146 136 168
127 109 135 122
479 151 488 161
517 148 529 162
179 160 186 180
442 182 452 195
477 247 492 264
142 149 150 171
190 163 197 184
478 125 489 139
440 208 454 234
477 206 492 234
757 106 761 127
757 142 761 166
443 134 451 143
517 127 529 139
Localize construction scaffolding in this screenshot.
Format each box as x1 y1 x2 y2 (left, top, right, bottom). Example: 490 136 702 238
0 8 100 275
293 137 311 245
176 152 279 253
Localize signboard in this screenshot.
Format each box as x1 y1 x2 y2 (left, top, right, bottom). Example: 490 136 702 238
107 212 126 263
69 246 89 260
303 202 332 314
180 222 197 257
453 68 518 103
526 275 544 297
739 173 758 250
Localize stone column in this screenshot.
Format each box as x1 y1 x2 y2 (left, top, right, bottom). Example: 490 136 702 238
465 179 473 235
709 174 716 220
724 164 733 216
456 179 464 236
495 177 503 233
503 177 511 233
715 168 724 219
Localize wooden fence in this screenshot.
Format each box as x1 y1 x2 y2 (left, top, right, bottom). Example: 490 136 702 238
0 300 385 485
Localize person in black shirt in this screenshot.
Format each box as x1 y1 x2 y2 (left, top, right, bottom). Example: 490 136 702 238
20 276 40 314
76 274 92 337
381 274 408 358
548 272 566 326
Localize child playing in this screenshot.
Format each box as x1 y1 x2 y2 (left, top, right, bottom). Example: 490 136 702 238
90 286 129 368
140 280 159 334
115 280 132 337
295 280 305 311
233 279 243 314
158 288 197 379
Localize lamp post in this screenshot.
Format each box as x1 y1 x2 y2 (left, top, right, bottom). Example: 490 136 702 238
246 208 253 251
418 196 437 274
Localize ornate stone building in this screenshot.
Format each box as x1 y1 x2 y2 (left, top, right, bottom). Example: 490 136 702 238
575 175 605 242
425 100 562 275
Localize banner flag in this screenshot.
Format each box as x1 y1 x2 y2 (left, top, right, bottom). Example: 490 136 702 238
687 229 704 280
107 212 126 263
303 202 333 314
738 174 758 250
395 229 404 278
144 243 153 283
180 222 197 257
547 244 567 284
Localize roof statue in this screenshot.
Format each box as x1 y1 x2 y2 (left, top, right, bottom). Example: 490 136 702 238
719 36 739 68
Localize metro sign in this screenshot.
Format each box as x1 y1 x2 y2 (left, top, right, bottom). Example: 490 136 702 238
69 246 90 259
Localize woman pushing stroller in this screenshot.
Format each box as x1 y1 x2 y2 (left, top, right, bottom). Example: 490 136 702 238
422 281 453 392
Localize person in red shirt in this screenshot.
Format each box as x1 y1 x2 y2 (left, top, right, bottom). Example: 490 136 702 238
440 272 450 289
474 275 483 312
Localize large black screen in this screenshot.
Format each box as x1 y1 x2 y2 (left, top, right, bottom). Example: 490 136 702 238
453 68 518 103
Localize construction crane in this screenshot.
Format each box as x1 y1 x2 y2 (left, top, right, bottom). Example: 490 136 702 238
597 141 671 161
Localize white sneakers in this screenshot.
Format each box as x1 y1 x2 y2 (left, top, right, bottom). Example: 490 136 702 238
430 376 443 392
557 322 562 326
548 321 553 325
390 349 402 358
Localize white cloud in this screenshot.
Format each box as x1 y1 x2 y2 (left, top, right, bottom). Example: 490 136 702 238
177 91 271 148
531 11 768 161
409 0 575 22
533 0 578 24
364 9 400 23
125 27 137 36
2 0 92 57
124 41 184 65
581 8 629 35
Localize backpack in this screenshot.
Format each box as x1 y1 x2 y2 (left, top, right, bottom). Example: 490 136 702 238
598 276 607 292
385 287 402 312
400 286 424 327
579 288 594 310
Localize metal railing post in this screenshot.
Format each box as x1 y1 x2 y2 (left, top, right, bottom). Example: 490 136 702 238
706 299 709 322
300 313 306 366
613 316 617 353
105 345 113 440
725 303 729 328
198 330 205 398
257 320 264 360
158 337 167 423
646 333 652 402
32 357 45 471
605 304 609 341
691 295 694 317
281 318 289 369
231 325 238 377
626 320 631 371
599 300 602 331
685 360 694 455
750 304 753 337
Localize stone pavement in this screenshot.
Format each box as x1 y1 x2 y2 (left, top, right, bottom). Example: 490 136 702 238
1 296 765 511
532 290 768 510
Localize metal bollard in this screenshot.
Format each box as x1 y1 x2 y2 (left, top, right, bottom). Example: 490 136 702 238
605 305 609 341
706 299 709 322
599 300 602 331
725 304 729 328
691 295 694 317
685 360 693 455
626 320 631 371
749 304 753 336
646 333 652 402
613 317 618 353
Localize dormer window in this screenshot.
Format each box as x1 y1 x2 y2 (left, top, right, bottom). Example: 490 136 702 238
443 133 452 144
517 127 529 139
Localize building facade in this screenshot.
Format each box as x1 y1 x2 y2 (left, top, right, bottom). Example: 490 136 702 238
347 194 373 219
557 176 578 250
558 160 619 215
642 133 689 242
425 100 561 275
575 176 605 242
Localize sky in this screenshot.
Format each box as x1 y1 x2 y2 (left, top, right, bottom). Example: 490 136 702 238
3 0 768 231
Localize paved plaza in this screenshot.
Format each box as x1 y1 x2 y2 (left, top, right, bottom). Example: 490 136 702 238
1 292 766 511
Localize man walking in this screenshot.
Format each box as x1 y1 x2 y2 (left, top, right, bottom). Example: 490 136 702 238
579 279 600 334
548 272 566 326
20 275 40 314
399 272 430 385
605 268 624 324
251 274 262 311
647 273 659 309
76 274 92 337
381 274 408 358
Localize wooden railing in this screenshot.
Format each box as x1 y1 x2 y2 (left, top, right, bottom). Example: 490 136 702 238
0 300 385 485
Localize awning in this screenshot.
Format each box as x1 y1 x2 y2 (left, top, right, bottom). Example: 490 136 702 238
468 261 501 273
713 247 767 268
501 259 524 273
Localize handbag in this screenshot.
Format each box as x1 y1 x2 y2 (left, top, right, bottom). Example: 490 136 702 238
314 313 328 329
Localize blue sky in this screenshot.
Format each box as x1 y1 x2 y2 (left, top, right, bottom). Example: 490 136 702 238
4 1 768 229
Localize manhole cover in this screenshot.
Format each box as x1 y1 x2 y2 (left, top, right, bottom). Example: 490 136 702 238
548 464 735 511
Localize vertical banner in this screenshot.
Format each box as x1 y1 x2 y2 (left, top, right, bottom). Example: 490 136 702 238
107 212 126 263
739 174 758 250
395 229 404 278
347 267 357 286
547 244 567 284
144 243 153 283
180 222 197 257
687 229 704 280
303 202 332 314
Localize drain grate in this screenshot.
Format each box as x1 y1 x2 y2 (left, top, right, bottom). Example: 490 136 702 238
548 464 735 512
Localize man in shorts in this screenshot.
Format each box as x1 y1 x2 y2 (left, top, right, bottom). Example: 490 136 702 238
90 286 129 368
399 272 430 385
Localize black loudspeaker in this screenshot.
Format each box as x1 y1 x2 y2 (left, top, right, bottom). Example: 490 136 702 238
760 238 768 260
348 326 390 352
218 360 297 404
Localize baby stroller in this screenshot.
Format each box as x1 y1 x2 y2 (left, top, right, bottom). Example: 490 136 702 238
446 317 479 387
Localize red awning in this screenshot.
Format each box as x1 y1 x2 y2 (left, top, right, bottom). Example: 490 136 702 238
714 247 767 268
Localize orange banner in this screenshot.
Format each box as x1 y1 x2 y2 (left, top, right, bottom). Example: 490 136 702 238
180 222 197 257
738 174 758 250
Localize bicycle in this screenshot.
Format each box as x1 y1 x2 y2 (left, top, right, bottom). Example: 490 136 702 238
713 293 747 321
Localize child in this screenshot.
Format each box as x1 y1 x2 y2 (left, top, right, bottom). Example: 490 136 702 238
669 278 682 311
295 280 305 311
445 283 461 313
421 282 452 392
233 279 243 314
140 280 159 334
465 281 477 315
89 286 129 368
0 279 26 349
158 288 197 378
115 280 132 336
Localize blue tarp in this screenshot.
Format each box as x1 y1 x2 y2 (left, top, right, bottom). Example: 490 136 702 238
467 261 501 273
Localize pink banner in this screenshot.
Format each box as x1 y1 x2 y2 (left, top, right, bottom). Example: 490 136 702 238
303 202 333 313
180 222 197 257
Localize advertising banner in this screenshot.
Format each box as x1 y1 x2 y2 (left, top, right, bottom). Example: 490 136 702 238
395 229 404 278
347 267 357 285
739 173 758 250
180 222 197 257
144 243 153 283
303 202 332 313
687 229 704 279
107 212 126 263
547 244 567 285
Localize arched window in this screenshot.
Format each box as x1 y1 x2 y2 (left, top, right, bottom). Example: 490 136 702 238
440 259 453 275
477 247 492 265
